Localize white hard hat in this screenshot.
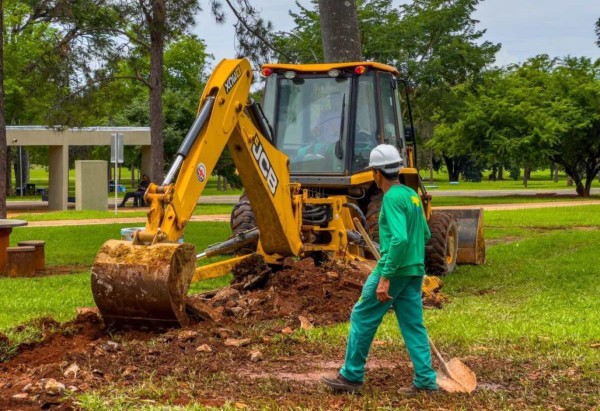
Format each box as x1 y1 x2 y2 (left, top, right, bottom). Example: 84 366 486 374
369 144 403 173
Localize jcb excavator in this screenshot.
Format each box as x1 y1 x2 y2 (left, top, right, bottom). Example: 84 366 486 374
91 58 485 328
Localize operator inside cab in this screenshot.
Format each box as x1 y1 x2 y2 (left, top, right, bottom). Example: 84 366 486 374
296 89 345 163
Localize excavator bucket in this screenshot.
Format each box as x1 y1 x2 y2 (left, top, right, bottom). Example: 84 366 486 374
437 208 485 265
91 240 196 328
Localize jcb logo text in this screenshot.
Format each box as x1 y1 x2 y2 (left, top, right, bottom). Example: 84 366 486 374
251 135 278 195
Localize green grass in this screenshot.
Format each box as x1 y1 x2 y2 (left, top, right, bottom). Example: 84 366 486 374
424 230 600 352
7 221 232 267
2 205 600 409
9 165 598 203
302 206 600 356
420 167 600 190
10 204 234 221
431 194 600 207
7 167 242 200
0 221 233 351
0 274 94 341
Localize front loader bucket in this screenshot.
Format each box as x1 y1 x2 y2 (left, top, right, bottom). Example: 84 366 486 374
436 208 485 265
91 240 196 328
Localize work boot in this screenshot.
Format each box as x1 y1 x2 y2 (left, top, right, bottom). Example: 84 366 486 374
397 384 439 397
321 373 363 394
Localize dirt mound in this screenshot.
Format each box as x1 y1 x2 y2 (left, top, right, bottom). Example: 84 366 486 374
187 255 372 327
0 256 447 409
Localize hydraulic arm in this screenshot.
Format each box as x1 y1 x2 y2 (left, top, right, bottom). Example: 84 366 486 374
91 59 304 327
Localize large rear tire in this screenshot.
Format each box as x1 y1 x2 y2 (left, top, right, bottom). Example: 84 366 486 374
425 212 459 276
230 193 258 254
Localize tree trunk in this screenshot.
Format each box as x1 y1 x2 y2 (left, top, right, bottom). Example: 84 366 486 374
522 165 530 187
554 167 559 183
583 165 600 197
0 0 6 218
318 0 362 62
149 0 165 184
428 150 434 184
443 156 460 183
498 166 504 180
575 180 585 196
583 178 592 197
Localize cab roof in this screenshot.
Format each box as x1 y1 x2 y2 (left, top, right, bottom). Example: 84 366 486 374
262 61 400 76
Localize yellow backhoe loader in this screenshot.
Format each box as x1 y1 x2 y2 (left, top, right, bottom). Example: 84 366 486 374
91 58 485 328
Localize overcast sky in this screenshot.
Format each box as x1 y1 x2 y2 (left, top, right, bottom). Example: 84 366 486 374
192 0 600 69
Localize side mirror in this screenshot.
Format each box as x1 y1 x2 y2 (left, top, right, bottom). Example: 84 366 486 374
404 127 415 143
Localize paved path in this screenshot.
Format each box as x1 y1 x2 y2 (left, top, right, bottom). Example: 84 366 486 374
6 188 600 212
20 200 600 228
436 200 600 211
25 214 231 228
427 188 600 197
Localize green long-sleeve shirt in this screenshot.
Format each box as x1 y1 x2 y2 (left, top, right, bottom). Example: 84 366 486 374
373 185 431 278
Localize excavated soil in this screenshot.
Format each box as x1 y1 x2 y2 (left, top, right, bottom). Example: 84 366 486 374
0 256 450 410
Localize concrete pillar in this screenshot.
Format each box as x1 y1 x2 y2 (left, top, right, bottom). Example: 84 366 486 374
49 145 69 211
141 145 152 181
75 160 108 210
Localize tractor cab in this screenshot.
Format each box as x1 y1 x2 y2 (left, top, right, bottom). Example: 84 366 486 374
261 62 407 181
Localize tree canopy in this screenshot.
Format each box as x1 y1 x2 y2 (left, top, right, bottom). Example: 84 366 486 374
431 56 600 196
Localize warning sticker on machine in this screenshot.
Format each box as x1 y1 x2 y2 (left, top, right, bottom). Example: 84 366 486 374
196 163 207 183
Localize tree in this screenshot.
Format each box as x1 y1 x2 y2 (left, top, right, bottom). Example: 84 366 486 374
19 0 205 183
0 0 7 218
430 64 555 184
432 56 600 196
93 0 203 183
546 57 600 196
271 0 499 180
318 0 362 61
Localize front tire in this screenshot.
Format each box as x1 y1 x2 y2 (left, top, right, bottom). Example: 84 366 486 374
425 212 459 275
230 193 258 254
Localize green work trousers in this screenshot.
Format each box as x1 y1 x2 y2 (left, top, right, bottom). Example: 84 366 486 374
340 273 437 390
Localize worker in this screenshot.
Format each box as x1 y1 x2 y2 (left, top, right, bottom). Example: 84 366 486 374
321 144 438 395
119 174 150 207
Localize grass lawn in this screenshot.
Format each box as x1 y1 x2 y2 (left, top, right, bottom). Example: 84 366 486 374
431 194 600 207
8 165 599 203
9 204 234 221
420 167 600 191
7 166 243 201
1 206 600 408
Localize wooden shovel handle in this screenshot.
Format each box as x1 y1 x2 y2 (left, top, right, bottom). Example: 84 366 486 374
352 217 381 260
428 337 453 377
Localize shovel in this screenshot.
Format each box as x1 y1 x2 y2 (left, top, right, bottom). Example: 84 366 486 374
428 338 477 393
352 217 478 393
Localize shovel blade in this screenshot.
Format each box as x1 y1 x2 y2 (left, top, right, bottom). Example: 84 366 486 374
436 357 477 393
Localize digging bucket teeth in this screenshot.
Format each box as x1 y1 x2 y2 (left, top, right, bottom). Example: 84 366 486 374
436 208 485 265
91 239 196 329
